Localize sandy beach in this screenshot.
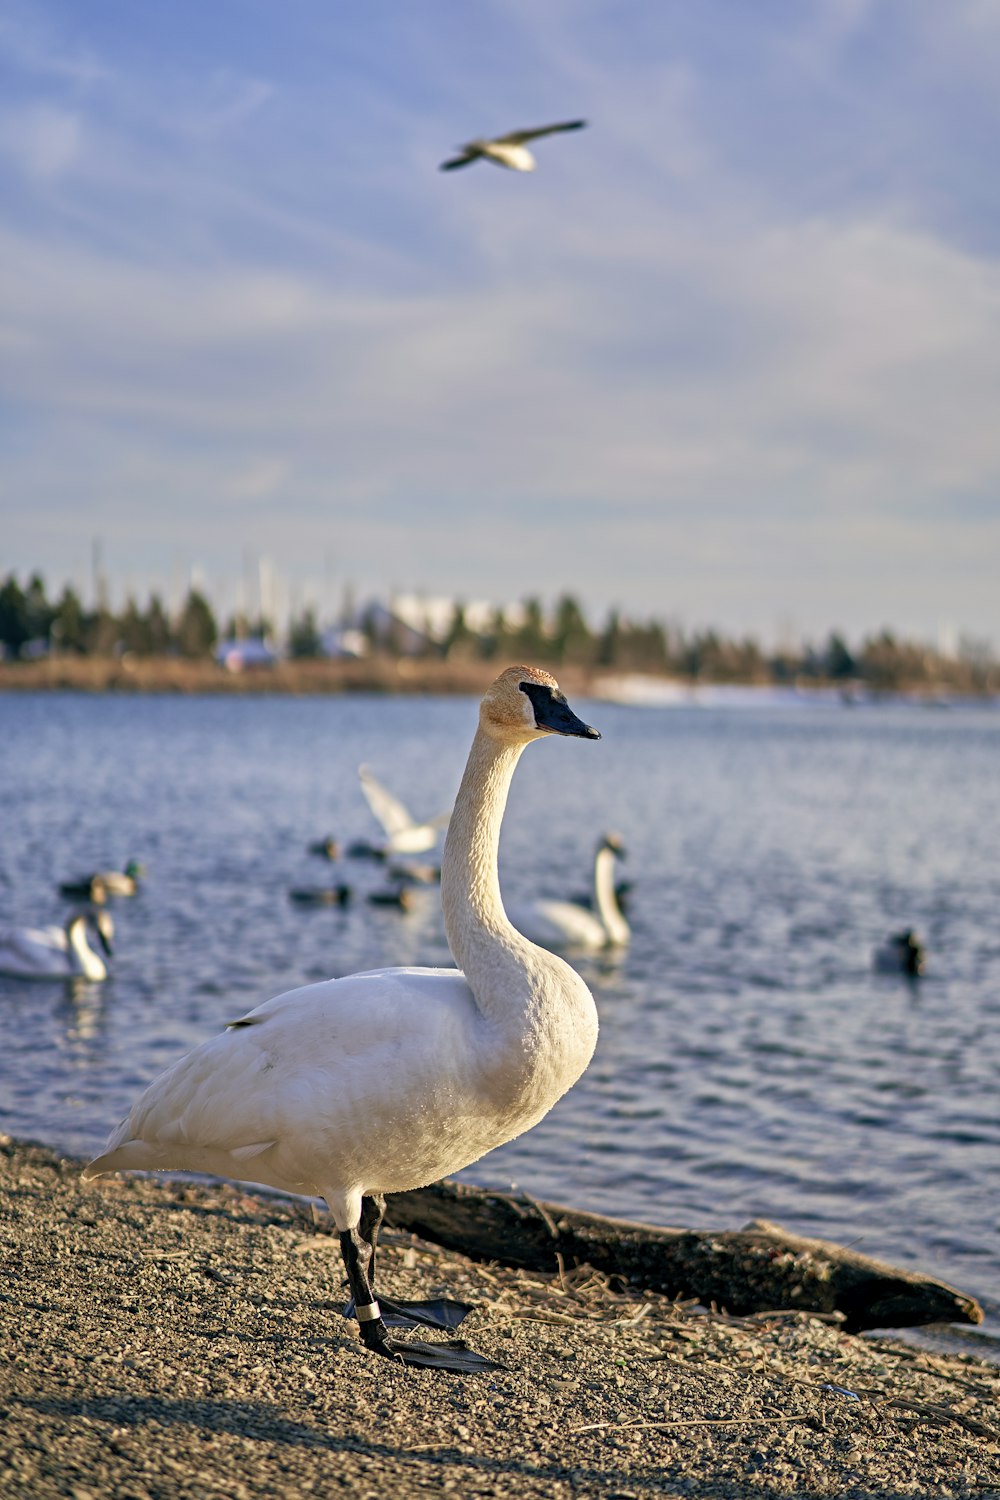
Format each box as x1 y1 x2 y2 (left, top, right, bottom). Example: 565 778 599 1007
2 1136 997 1498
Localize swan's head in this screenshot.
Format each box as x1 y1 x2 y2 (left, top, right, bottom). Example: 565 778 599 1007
600 832 626 858
480 666 600 743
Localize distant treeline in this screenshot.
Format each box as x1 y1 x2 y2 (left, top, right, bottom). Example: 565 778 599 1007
1 571 997 693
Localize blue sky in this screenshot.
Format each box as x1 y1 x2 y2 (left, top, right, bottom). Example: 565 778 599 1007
2 0 999 646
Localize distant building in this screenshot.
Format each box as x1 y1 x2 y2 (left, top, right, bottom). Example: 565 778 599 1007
215 636 277 672
335 594 526 657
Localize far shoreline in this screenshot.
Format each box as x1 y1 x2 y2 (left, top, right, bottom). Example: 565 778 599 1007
1 653 995 704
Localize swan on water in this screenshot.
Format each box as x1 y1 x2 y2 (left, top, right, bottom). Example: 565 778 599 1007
84 667 601 1372
873 929 925 977
351 764 449 858
0 910 115 981
60 861 143 901
509 833 630 951
440 119 587 173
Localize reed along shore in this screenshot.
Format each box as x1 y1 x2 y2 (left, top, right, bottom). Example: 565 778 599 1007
0 655 552 697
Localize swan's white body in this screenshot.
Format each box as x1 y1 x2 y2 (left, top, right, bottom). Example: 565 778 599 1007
85 668 600 1241
510 835 630 951
0 911 114 981
440 119 587 173
357 764 448 856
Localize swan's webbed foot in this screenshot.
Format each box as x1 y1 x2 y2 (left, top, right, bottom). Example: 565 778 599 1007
343 1293 473 1331
352 1301 498 1371
358 1315 405 1363
340 1210 497 1372
381 1337 500 1372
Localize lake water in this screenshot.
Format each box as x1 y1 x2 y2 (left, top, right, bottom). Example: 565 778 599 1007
1 689 998 1356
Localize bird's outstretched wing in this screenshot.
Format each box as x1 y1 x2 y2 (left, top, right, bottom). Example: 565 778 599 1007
439 151 480 171
497 120 587 145
358 765 419 840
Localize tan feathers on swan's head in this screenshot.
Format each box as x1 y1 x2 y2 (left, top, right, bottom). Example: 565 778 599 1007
480 664 560 739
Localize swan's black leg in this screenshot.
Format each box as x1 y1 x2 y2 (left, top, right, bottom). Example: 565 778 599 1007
359 1193 386 1291
355 1191 473 1332
339 1224 399 1360
340 1205 499 1372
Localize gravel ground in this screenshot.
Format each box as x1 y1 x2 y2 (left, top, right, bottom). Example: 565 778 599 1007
2 1136 998 1499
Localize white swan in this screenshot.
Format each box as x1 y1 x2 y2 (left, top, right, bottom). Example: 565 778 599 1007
440 119 587 173
509 833 630 952
84 666 601 1370
0 910 115 981
352 764 449 857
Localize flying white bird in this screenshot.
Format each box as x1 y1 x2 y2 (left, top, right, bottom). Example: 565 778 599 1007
440 119 587 173
353 765 449 858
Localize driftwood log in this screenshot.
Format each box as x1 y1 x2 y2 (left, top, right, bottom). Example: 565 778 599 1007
386 1181 983 1334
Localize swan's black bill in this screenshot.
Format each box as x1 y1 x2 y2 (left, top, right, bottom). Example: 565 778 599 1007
520 681 600 739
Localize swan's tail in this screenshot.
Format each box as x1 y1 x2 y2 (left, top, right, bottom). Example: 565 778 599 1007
82 1140 163 1179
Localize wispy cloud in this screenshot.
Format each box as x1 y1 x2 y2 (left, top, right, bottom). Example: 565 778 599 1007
1 1 999 641
0 101 83 181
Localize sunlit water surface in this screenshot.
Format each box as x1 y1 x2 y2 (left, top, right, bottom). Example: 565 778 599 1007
1 691 998 1356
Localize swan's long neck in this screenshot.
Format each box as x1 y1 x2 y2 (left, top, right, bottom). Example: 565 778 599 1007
593 846 629 945
441 720 599 1095
67 919 101 980
442 727 524 981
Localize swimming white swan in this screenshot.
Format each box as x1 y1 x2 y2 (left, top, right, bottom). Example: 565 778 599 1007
440 119 587 173
509 833 630 951
353 764 449 858
0 910 115 981
873 929 925 977
84 667 601 1371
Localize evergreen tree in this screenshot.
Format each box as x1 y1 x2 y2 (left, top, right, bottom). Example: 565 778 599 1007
824 632 856 679
119 597 151 655
85 606 121 656
288 606 322 658
0 575 30 657
477 607 507 661
551 594 592 664
175 589 218 658
144 594 172 654
515 598 547 659
51 586 87 654
23 574 53 645
597 608 621 668
442 602 475 659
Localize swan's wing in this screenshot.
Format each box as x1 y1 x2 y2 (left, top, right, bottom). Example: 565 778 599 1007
0 926 69 975
509 900 605 951
86 968 477 1169
358 764 417 838
439 149 481 170
497 120 587 145
18 925 68 952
